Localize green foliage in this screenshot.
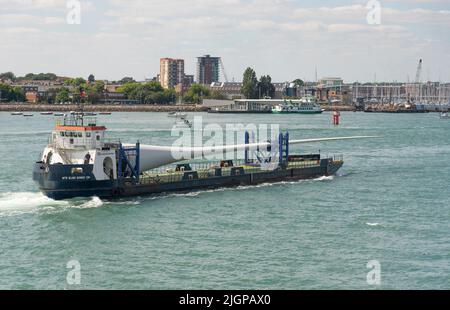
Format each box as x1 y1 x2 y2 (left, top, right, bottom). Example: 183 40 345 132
0 83 25 102
55 88 70 103
1 72 57 82
146 89 176 104
88 74 95 84
241 68 275 99
209 91 226 100
182 84 227 103
0 72 16 81
118 81 175 104
183 84 211 104
119 77 136 84
258 75 275 99
241 67 259 99
292 79 304 87
86 81 105 104
64 77 87 86
93 80 105 93
141 81 165 93
54 77 100 104
21 73 57 81
117 82 140 97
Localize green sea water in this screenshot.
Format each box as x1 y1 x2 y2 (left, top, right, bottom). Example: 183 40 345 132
0 111 449 290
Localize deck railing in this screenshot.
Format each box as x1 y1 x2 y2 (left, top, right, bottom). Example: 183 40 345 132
136 154 344 186
138 156 345 186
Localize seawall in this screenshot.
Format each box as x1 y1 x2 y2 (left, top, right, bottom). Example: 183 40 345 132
0 104 209 113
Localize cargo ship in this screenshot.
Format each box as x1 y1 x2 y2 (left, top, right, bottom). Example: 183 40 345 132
33 113 371 200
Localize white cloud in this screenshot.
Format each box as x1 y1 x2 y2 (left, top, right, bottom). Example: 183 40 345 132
0 0 448 82
0 0 65 9
0 13 65 26
2 26 41 33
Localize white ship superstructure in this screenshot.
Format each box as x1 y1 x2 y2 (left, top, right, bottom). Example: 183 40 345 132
41 113 117 181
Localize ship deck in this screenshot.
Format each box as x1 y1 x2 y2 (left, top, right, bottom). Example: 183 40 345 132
137 157 342 186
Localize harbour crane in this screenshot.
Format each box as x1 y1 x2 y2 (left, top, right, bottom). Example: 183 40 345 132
414 59 423 103
415 59 423 83
219 58 229 83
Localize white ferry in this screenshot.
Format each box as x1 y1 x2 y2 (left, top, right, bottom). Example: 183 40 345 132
272 96 323 114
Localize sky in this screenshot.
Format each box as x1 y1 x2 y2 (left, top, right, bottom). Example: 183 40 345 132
0 0 449 83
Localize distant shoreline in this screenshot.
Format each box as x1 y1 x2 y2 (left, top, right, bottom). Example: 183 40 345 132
0 104 208 113
0 103 356 113
0 103 439 113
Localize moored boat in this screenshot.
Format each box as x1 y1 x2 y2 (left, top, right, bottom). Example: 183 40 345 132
168 111 187 118
440 112 450 119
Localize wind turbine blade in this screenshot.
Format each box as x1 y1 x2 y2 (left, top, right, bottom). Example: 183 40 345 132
133 136 377 172
290 136 378 144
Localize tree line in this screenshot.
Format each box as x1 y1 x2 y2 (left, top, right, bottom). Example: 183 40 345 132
241 67 305 99
0 84 25 102
0 72 58 82
117 81 176 104
0 71 227 104
1 70 306 104
241 68 276 99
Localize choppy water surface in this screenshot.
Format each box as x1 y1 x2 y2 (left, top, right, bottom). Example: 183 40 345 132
0 111 449 289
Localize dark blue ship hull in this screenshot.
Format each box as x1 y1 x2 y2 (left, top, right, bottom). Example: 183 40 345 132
33 158 343 201
33 162 116 200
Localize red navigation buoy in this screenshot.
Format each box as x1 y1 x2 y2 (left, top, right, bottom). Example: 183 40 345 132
333 110 340 125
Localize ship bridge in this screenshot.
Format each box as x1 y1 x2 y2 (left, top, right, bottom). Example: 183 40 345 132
52 113 107 150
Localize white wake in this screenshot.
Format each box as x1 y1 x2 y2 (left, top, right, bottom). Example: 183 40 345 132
0 192 105 217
